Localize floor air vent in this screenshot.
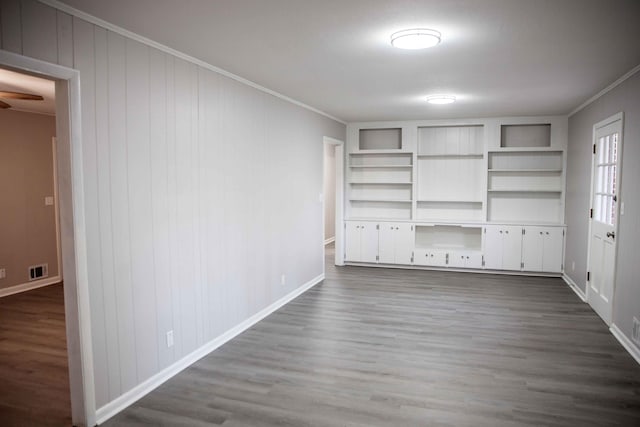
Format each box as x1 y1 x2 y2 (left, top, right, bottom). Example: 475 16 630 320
28 264 48 281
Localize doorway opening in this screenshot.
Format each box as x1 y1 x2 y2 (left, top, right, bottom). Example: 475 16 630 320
0 50 95 426
587 112 624 325
322 137 344 272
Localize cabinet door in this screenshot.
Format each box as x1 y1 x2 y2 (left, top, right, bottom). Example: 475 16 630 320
413 249 430 266
394 224 415 265
466 252 483 269
542 228 564 273
502 226 523 270
378 223 396 264
345 222 361 261
448 252 467 268
360 223 379 263
429 250 448 267
522 227 544 272
484 226 503 270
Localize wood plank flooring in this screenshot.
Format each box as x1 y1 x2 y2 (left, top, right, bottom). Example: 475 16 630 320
103 246 640 426
0 283 72 427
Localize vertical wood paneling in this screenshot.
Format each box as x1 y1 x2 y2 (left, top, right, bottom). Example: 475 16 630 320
72 17 110 407
94 26 121 402
21 0 57 63
125 38 159 382
4 4 344 412
174 58 197 355
0 0 22 53
149 48 173 369
106 30 138 393
56 10 73 67
165 54 182 360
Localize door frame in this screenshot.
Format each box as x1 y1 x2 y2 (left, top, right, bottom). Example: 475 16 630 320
0 49 96 426
322 136 345 270
585 112 624 324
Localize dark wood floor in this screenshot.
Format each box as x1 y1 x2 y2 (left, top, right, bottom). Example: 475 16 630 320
0 283 72 427
103 246 640 426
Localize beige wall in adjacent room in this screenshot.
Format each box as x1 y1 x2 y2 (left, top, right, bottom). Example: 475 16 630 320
0 109 58 290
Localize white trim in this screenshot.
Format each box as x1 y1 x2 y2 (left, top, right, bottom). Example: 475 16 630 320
0 275 62 298
610 324 640 366
95 273 325 425
562 274 587 302
569 64 640 117
0 49 96 427
52 137 63 283
324 237 336 245
323 137 345 267
38 0 346 125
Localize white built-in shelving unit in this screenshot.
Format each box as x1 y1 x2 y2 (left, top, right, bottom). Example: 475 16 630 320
344 116 568 275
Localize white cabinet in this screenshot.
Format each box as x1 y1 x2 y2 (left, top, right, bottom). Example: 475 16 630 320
522 226 564 273
484 225 523 270
448 251 483 269
378 222 414 265
345 221 379 263
414 249 448 267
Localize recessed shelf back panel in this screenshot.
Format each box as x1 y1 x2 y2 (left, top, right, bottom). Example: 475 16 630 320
488 172 562 191
349 201 412 220
416 201 484 222
359 128 402 150
488 192 561 223
418 157 484 201
350 168 412 183
350 184 413 200
488 151 562 170
501 124 551 148
350 152 412 166
418 125 484 155
415 225 482 250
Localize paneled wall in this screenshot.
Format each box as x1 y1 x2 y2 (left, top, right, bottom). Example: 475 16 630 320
0 0 345 409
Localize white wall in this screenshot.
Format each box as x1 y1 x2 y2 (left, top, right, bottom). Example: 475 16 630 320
566 69 640 352
0 0 345 411
323 143 336 241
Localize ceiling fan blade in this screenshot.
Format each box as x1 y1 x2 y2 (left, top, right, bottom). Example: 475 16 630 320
0 91 44 101
0 100 10 109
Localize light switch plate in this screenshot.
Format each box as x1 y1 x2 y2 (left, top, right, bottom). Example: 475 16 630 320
0 268 5 279
45 196 54 206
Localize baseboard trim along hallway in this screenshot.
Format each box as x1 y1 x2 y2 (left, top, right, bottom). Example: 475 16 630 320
611 324 640 366
562 273 587 302
0 276 62 298
95 273 325 424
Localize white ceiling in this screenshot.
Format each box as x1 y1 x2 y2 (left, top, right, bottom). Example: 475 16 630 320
59 0 640 122
0 68 56 115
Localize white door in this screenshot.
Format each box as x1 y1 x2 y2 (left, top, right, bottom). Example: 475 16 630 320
522 226 544 272
395 224 414 265
588 114 623 325
344 222 361 261
378 222 396 264
360 223 379 263
542 228 564 273
483 226 503 269
502 226 523 271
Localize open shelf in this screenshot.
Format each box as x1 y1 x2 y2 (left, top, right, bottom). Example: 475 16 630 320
414 224 482 250
488 168 562 173
488 189 562 193
350 198 412 203
417 154 483 158
417 199 483 203
350 181 412 185
359 128 402 150
501 124 551 148
349 165 413 168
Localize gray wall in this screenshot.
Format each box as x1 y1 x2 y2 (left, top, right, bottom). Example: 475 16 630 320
0 109 58 289
566 70 640 348
0 0 345 409
323 143 336 241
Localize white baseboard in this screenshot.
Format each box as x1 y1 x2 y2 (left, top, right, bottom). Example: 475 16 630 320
610 324 640 366
562 274 587 302
324 237 335 245
0 276 62 297
95 273 325 425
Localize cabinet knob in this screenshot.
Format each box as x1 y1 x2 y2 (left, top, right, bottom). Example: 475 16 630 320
466 256 469 259
500 230 503 234
396 227 399 230
546 232 549 235
540 231 543 235
506 230 509 234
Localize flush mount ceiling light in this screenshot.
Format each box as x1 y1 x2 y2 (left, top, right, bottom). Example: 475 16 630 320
390 28 441 49
426 94 456 105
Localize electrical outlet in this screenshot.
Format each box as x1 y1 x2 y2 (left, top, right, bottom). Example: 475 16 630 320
166 330 174 348
281 274 286 286
633 318 640 346
45 196 54 206
0 268 5 279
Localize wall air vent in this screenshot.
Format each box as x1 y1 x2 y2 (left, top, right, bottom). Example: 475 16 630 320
28 263 48 281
